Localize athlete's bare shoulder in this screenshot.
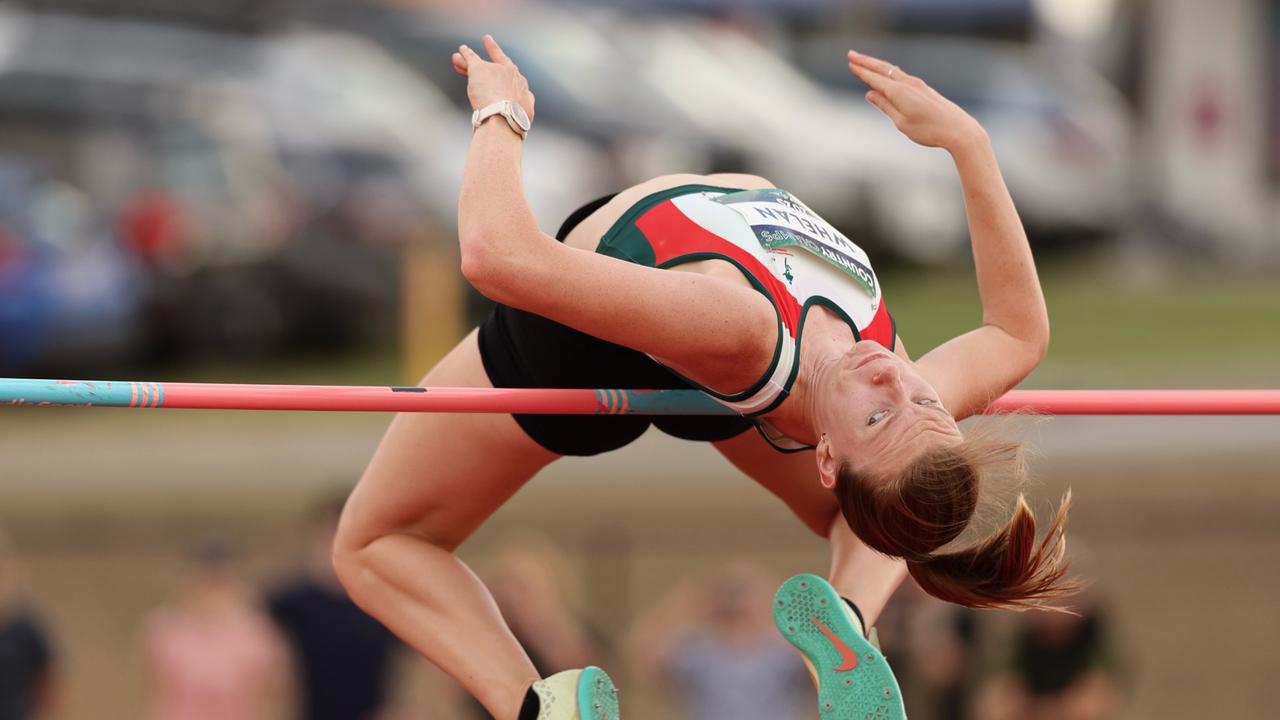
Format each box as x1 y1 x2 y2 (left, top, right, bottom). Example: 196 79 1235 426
621 172 774 196
562 173 777 251
701 172 775 189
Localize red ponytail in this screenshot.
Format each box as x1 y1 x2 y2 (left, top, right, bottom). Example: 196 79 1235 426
836 431 1079 611
907 492 1077 610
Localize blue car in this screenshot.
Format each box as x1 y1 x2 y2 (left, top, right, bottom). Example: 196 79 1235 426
0 161 147 373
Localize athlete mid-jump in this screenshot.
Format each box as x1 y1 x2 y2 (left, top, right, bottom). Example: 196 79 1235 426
333 34 1074 720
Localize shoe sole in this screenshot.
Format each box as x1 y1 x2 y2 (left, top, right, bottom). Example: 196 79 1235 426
773 573 905 720
576 666 620 720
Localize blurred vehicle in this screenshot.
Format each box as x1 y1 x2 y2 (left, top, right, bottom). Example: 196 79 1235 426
795 34 1136 258
236 28 614 234
615 20 969 262
0 160 147 371
335 3 730 185
0 9 613 367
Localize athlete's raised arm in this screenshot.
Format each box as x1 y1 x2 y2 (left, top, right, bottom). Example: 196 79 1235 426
451 37 545 284
450 37 776 393
848 50 1050 419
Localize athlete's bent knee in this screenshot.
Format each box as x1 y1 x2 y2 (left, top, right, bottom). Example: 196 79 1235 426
330 528 374 608
331 509 457 612
330 508 398 609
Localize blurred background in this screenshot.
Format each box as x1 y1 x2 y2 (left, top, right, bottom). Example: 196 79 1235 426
0 0 1277 717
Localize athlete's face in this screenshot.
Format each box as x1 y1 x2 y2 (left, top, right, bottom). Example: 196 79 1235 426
816 341 962 483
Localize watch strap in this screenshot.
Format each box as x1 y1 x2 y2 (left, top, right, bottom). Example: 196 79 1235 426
471 100 528 138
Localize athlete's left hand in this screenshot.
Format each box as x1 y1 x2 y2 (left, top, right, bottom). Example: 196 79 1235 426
452 34 536 125
847 49 986 153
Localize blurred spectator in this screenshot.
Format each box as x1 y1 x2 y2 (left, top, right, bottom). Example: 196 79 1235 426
976 600 1126 720
625 562 810 720
140 533 289 720
267 498 400 720
875 581 979 720
0 526 58 720
464 536 601 719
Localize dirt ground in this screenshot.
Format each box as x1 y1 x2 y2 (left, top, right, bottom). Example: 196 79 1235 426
2 408 1278 718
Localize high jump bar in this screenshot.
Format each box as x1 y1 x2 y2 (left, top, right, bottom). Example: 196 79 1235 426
1 379 1279 415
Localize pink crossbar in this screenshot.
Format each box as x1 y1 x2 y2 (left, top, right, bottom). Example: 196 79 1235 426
2 378 1279 415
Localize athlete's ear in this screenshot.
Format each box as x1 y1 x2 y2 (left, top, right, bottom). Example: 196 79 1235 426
816 434 838 490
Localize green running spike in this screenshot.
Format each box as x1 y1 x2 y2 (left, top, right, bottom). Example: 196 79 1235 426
773 574 905 720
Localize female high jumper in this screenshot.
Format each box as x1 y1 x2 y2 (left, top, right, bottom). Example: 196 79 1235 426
333 35 1074 720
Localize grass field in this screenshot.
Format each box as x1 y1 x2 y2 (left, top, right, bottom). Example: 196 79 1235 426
138 262 1280 390
885 263 1280 387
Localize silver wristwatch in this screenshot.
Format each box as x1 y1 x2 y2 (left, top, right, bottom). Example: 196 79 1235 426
471 100 531 138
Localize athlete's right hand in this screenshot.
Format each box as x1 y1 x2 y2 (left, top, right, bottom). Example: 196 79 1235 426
847 49 985 154
452 34 536 125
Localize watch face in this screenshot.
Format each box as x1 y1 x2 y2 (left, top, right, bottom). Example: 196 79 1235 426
510 102 531 130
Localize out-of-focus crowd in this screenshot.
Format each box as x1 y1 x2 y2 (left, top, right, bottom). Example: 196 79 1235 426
0 501 402 720
0 0 1144 376
1 506 1127 720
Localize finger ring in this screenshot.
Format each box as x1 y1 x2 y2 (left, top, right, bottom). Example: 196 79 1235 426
888 65 899 79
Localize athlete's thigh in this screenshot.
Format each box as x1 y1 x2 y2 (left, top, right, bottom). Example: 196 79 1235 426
712 430 838 537
340 329 558 552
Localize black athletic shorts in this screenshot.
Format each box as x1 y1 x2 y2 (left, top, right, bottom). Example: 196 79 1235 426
477 193 753 456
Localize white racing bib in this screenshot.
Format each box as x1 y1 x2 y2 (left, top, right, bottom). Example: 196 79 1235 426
713 188 878 297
